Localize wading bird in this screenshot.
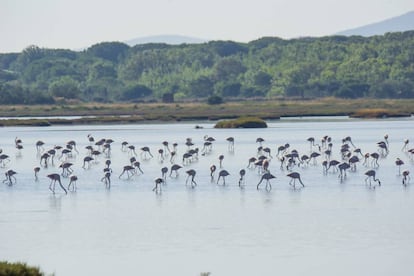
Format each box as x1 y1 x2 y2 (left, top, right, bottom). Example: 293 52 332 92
257 172 276 190
47 173 67 194
185 169 197 188
365 170 381 188
68 175 78 192
287 172 304 189
34 167 40 181
170 164 182 177
217 170 230 185
3 169 17 186
238 169 246 187
402 170 410 186
119 165 136 179
210 164 217 181
153 178 164 193
395 158 404 175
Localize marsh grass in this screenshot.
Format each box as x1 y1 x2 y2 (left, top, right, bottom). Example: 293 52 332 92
0 98 412 126
350 108 411 118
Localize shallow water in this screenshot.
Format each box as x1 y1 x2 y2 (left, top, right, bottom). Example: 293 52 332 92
0 117 413 276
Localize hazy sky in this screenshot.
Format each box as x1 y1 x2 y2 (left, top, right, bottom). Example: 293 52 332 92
1 0 413 53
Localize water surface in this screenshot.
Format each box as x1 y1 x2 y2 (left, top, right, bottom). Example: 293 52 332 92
0 118 413 275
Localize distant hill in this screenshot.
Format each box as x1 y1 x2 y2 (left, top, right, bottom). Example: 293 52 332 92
337 11 414 36
124 34 207 46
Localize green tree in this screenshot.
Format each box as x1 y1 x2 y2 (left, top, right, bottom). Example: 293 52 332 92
86 42 130 63
214 57 246 82
207 95 223 104
120 84 153 101
189 76 214 97
49 77 81 99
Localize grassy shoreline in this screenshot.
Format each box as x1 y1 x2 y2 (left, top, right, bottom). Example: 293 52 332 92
0 98 412 126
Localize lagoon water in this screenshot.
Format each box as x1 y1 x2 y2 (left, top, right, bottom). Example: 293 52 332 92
0 117 413 275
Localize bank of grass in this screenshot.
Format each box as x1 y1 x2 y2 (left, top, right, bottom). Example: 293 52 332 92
0 98 412 126
214 117 268 128
0 261 46 276
350 108 411 118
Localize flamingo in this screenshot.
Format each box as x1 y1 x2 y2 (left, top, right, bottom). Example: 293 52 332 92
377 141 388 155
257 172 276 190
127 145 137 156
170 164 182 177
365 170 381 187
263 147 272 158
238 169 246 187
133 161 144 174
161 167 168 183
3 169 17 186
307 137 315 149
247 157 257 168
342 136 355 148
101 172 111 189
119 165 135 179
256 137 264 146
210 164 217 181
105 159 111 169
87 134 95 143
153 178 164 192
0 154 10 167
40 153 50 167
327 160 340 172
217 170 230 185
185 169 197 188
395 158 404 175
402 170 410 186
67 140 78 153
287 172 304 188
202 141 213 154
121 141 129 151
158 149 164 162
34 167 40 180
370 152 380 167
338 162 351 179
226 137 234 151
82 156 94 169
15 137 22 146
68 175 78 192
162 141 171 155
47 173 67 194
348 155 359 171
59 162 74 177
309 152 320 164
36 140 45 153
170 151 177 164
140 146 153 159
402 139 409 151
218 155 224 168
15 137 23 150
103 143 111 158
47 149 56 165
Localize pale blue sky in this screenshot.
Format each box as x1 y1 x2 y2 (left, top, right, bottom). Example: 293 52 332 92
1 0 413 53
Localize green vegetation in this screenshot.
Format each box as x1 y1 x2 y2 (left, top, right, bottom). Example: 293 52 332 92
350 108 411 118
1 31 414 105
215 117 268 128
0 261 45 276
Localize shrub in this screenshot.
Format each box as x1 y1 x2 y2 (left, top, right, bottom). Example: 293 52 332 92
0 261 44 276
207 95 223 105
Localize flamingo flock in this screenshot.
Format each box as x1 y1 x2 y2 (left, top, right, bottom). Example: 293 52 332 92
0 130 413 195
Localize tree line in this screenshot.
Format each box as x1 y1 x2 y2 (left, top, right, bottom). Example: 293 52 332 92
0 31 413 105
